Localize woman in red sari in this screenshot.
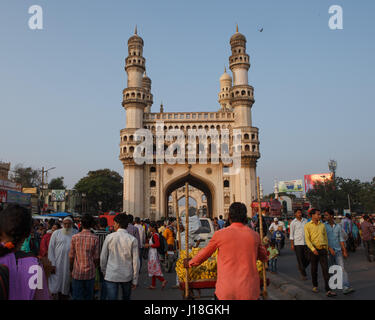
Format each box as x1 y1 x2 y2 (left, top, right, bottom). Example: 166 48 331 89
144 222 167 289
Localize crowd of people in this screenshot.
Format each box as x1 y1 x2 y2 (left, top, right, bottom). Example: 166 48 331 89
257 208 375 297
0 203 374 300
0 205 188 300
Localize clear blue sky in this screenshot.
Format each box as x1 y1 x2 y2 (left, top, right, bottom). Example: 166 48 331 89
1 0 374 194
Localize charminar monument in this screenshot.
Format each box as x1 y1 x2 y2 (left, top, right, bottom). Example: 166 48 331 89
119 26 260 220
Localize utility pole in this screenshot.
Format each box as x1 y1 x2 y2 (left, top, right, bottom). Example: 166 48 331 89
348 194 351 212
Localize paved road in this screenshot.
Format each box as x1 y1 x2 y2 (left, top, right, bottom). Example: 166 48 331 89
121 238 375 300
131 257 283 300
271 238 375 300
131 257 215 300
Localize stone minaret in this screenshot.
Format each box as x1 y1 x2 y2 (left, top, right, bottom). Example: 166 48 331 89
228 26 259 215
218 66 232 111
229 25 254 127
143 71 153 113
121 26 148 215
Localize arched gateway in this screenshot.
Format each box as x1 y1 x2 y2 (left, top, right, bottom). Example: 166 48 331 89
119 26 261 220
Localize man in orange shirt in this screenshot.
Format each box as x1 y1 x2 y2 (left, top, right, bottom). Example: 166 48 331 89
163 218 175 251
184 202 268 300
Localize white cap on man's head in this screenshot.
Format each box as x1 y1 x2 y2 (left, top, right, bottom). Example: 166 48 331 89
274 217 278 221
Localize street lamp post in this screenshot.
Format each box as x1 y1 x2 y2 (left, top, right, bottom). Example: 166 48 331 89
328 160 337 180
40 166 56 214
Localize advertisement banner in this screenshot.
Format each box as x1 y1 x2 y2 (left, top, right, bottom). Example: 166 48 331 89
0 179 22 192
278 180 303 193
6 190 31 206
51 190 66 202
304 173 333 192
22 187 38 194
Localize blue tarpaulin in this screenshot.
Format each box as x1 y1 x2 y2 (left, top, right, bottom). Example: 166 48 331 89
46 212 72 218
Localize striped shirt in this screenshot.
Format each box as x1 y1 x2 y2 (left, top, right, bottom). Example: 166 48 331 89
69 230 99 280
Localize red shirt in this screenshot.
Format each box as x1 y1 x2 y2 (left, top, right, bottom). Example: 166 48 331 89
69 230 99 280
189 223 268 300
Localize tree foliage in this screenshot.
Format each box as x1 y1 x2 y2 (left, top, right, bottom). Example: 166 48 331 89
74 169 123 212
48 177 66 190
306 176 375 213
10 164 41 188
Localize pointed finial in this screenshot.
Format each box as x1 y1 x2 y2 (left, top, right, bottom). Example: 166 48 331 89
224 65 227 73
144 71 147 77
160 101 164 113
135 25 138 35
236 24 238 33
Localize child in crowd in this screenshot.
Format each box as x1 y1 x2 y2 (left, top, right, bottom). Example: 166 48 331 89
271 225 285 255
267 242 279 274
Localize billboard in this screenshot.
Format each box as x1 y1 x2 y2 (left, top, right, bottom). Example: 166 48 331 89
304 173 333 192
51 190 66 202
278 180 303 193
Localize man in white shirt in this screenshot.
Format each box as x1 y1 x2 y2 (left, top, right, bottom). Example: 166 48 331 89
289 209 309 280
134 216 146 272
100 213 139 300
269 218 286 233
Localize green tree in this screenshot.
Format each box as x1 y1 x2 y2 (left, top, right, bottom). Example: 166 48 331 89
48 177 66 190
359 177 375 213
74 169 123 213
306 177 372 214
10 164 41 188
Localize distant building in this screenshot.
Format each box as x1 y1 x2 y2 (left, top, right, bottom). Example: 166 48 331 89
0 162 29 210
0 162 10 180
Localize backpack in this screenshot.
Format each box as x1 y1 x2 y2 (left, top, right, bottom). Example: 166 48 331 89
153 233 167 255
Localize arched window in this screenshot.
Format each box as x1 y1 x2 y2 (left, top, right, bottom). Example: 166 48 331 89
244 134 249 140
150 180 156 188
150 166 156 173
224 180 230 188
252 145 256 151
129 135 134 141
245 145 250 152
